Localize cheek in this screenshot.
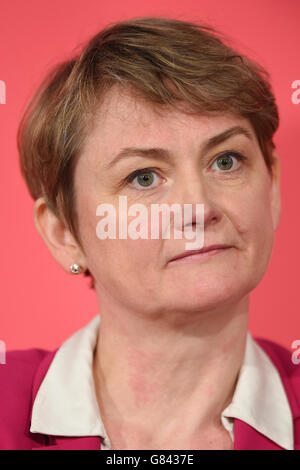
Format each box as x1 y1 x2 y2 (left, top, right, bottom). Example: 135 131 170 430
113 238 160 275
232 172 273 236
234 181 275 274
87 237 160 284
76 190 160 276
89 238 164 312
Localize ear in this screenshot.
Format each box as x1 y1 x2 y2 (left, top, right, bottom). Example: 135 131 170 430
33 197 87 274
269 151 281 231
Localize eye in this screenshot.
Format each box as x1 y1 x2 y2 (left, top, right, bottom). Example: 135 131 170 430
211 151 246 172
125 168 162 190
124 151 246 191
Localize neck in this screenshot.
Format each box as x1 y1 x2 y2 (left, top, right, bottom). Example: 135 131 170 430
93 296 249 448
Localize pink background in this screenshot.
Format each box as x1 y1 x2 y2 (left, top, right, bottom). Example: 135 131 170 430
0 0 299 351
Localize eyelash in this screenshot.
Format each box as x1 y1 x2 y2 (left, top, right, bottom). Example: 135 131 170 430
124 151 246 190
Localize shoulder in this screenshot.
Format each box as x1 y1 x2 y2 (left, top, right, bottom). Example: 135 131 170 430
0 347 52 391
253 336 299 377
254 336 300 416
0 348 56 449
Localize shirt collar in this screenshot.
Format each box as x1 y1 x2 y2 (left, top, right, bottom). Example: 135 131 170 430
30 314 294 450
30 315 109 444
221 331 294 450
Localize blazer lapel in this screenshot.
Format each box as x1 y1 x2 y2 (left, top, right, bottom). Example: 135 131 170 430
32 436 102 450
233 418 286 450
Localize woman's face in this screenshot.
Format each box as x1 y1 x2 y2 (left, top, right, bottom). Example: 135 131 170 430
73 85 281 317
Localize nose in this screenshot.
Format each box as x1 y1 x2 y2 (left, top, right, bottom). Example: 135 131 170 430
169 170 222 235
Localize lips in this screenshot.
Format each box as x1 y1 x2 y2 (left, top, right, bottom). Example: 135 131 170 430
169 244 232 263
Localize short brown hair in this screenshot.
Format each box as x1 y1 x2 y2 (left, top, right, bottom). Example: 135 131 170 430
18 16 279 290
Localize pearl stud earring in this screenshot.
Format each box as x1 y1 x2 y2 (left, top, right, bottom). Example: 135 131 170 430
70 263 82 274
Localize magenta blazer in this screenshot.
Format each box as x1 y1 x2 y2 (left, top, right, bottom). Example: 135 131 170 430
0 337 300 450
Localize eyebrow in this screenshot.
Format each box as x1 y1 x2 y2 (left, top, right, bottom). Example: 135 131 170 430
105 125 253 169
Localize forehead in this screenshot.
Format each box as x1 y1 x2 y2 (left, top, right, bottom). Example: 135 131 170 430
81 84 255 167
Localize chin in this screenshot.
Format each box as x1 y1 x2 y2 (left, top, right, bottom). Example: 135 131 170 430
166 277 250 311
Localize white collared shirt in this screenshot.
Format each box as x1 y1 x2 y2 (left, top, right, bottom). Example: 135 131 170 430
30 314 294 450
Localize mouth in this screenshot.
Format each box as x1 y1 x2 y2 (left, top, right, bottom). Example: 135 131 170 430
168 244 233 264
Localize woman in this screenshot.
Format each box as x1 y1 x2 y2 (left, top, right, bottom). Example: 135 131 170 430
1 16 299 450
